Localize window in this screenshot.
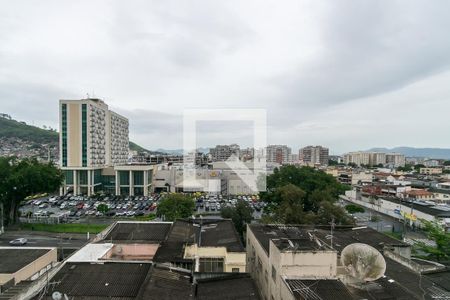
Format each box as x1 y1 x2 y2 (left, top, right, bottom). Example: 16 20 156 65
64 170 73 185
119 171 129 185
133 171 144 185
61 104 67 167
271 266 277 281
257 257 262 271
81 104 87 167
232 268 239 273
199 258 224 272
79 170 88 185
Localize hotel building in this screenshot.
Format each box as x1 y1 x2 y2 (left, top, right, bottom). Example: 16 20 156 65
59 98 153 196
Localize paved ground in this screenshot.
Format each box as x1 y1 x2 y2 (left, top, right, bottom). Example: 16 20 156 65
340 199 429 241
0 231 89 248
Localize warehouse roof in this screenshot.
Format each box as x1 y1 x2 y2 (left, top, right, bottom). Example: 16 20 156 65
0 248 52 274
102 221 172 243
41 262 151 300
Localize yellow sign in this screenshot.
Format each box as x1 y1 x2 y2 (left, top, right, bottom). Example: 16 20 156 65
401 211 417 221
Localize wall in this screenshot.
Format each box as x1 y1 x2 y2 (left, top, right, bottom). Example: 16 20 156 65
246 226 271 300
341 194 436 229
2 248 57 285
184 245 246 273
105 244 160 260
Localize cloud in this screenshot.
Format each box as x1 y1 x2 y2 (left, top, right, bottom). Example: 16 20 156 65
0 0 449 152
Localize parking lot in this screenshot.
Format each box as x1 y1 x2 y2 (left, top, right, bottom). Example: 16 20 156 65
192 194 265 219
19 194 164 223
19 193 265 223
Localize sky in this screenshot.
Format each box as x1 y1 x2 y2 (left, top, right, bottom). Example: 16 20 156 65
1 0 450 154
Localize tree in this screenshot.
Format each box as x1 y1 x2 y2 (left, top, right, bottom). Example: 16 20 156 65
414 164 426 171
345 204 365 214
261 180 353 225
414 220 450 262
221 200 253 240
261 165 349 213
443 161 450 166
397 164 413 172
157 193 195 221
97 204 109 214
0 157 63 224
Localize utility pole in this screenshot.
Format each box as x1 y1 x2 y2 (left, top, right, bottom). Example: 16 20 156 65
0 202 4 234
330 216 335 249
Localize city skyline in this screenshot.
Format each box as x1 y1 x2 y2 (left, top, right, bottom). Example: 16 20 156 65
1 1 450 153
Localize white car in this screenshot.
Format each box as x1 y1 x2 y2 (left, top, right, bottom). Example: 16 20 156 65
9 238 27 246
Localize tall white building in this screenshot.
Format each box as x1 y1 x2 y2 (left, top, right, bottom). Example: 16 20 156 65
60 98 129 195
266 145 291 164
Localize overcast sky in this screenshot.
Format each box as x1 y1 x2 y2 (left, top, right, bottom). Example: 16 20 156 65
1 0 450 154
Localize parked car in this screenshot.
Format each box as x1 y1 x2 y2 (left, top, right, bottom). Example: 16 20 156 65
9 238 27 246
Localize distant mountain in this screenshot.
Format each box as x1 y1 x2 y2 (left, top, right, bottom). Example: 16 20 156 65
367 147 450 159
0 116 149 154
155 147 210 155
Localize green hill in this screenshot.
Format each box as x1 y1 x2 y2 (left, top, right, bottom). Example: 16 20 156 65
0 117 58 144
0 116 150 152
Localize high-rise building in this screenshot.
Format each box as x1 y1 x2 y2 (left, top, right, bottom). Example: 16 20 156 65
266 145 291 164
59 98 132 196
299 145 329 166
386 153 406 168
369 152 386 166
60 98 128 168
209 144 240 161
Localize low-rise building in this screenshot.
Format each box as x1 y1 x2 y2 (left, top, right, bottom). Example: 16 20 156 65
154 219 246 273
420 167 443 175
247 224 450 299
0 247 57 291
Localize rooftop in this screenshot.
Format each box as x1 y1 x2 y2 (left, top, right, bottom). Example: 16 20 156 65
153 219 244 264
40 262 151 300
196 274 260 300
285 279 353 300
102 221 172 243
137 267 193 300
67 243 113 262
249 224 450 300
0 248 52 274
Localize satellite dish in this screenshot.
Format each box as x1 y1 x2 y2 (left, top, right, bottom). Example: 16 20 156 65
341 243 386 282
52 291 63 300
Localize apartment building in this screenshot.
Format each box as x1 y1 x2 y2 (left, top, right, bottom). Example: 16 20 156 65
266 145 291 164
386 153 406 168
299 145 329 166
246 224 450 299
344 151 405 167
209 144 240 161
343 151 370 166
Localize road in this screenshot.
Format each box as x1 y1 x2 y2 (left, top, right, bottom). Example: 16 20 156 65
340 199 428 240
0 231 88 248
